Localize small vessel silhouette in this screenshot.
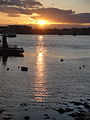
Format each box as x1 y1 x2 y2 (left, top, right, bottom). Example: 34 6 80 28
0 33 24 56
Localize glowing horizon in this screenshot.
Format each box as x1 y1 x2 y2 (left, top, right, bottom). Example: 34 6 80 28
0 0 90 28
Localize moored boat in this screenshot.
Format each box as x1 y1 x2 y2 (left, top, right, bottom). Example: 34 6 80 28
0 34 24 55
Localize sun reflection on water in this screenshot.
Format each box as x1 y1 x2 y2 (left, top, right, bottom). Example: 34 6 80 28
33 35 48 102
38 35 44 40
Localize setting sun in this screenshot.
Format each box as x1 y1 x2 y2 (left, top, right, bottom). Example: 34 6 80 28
37 20 47 25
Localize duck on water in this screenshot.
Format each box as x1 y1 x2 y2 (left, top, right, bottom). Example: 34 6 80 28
0 34 24 56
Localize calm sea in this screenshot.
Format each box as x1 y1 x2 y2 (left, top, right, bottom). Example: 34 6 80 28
0 35 90 106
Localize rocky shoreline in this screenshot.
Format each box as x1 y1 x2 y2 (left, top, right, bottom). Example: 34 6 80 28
0 99 90 120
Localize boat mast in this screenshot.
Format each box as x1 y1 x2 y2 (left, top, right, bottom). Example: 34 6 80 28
2 34 8 48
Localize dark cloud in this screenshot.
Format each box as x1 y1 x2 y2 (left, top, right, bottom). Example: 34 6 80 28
0 0 43 16
0 1 90 24
71 13 90 23
31 8 90 23
0 6 31 16
0 0 43 8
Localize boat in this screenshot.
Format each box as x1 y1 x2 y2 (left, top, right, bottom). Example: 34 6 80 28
0 34 24 56
0 47 24 55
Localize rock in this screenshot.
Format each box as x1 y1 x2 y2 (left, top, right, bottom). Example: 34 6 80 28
69 101 83 106
21 67 28 71
77 107 82 110
87 99 90 101
69 112 78 117
24 116 30 120
7 68 9 71
25 109 28 111
79 66 81 70
70 112 90 120
20 103 28 107
54 107 73 114
69 112 86 118
52 117 56 120
69 101 90 109
44 116 50 119
80 99 83 102
18 66 20 68
84 112 90 120
0 109 4 114
56 108 66 114
83 102 90 109
65 108 74 112
63 103 67 105
61 59 64 62
44 114 48 116
75 117 84 120
79 110 85 113
83 65 85 67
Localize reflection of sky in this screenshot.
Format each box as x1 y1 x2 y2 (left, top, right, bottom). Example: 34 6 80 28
33 35 48 102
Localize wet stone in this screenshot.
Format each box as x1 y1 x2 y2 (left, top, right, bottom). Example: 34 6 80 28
7 68 9 71
65 108 74 112
69 112 86 118
83 65 85 67
69 101 83 106
0 109 4 114
63 103 67 105
83 102 90 109
77 107 82 110
80 99 83 102
44 114 48 116
61 59 64 62
20 103 28 107
21 67 28 71
24 116 30 120
25 109 28 111
79 110 85 113
75 118 84 120
55 108 66 114
44 116 50 119
87 99 90 101
79 67 82 70
69 112 78 117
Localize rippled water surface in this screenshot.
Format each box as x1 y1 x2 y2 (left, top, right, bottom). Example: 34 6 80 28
0 35 90 106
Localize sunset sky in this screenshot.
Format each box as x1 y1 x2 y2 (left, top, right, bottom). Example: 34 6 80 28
0 0 90 27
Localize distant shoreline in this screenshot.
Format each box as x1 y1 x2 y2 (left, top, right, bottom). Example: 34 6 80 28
0 25 90 35
13 33 90 35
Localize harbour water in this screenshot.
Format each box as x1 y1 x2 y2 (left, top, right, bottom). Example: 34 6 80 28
0 35 90 107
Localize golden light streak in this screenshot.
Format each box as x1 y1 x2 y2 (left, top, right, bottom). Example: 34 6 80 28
33 35 48 102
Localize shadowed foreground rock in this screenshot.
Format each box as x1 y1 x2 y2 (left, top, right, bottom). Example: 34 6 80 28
24 116 30 120
69 111 90 120
53 108 73 114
